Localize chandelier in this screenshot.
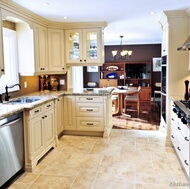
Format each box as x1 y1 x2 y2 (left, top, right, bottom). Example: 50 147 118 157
112 36 132 60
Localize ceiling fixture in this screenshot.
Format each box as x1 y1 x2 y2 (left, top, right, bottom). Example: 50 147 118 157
111 36 132 60
42 2 49 6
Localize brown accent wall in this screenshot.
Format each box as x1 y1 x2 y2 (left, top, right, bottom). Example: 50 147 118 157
83 44 161 97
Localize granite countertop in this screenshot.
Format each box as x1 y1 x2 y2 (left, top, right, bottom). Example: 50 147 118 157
0 88 114 120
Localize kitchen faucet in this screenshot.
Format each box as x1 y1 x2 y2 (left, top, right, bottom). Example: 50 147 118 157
5 84 21 101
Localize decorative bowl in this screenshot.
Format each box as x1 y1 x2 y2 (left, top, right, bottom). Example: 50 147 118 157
106 73 117 79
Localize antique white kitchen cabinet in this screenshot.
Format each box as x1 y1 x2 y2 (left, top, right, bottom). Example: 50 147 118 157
76 96 104 132
33 23 48 73
64 95 76 130
170 100 189 178
65 28 104 66
48 28 65 72
55 95 64 136
24 100 55 172
63 93 112 138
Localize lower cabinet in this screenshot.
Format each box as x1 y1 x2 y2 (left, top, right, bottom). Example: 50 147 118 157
170 100 190 178
64 95 76 130
63 95 112 138
55 95 64 136
24 100 55 172
139 87 151 101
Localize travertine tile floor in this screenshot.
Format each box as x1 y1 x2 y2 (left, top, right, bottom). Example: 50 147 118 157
6 129 189 189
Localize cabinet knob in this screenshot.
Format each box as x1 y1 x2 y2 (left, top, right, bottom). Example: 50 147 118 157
184 160 189 165
184 137 189 141
80 60 82 62
84 59 86 62
62 68 64 70
1 69 4 72
177 146 181 151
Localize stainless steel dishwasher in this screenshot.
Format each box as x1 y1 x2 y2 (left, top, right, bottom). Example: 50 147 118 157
0 112 24 187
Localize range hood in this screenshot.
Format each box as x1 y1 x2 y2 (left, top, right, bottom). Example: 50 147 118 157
177 36 190 51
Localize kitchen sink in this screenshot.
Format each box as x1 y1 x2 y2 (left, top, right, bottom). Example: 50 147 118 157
6 96 42 104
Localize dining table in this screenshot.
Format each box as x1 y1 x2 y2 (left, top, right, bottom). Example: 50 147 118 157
112 87 138 116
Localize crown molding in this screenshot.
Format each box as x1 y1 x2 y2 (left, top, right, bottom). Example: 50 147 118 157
0 0 48 26
0 0 108 30
47 21 108 30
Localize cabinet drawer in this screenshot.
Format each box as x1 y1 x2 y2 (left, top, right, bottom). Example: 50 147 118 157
44 101 54 111
76 96 103 103
76 103 103 116
29 105 43 118
76 117 104 131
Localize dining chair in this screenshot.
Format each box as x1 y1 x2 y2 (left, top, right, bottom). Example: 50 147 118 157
124 86 141 115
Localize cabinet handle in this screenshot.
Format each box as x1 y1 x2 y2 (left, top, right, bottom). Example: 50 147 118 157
42 116 45 119
34 110 40 113
86 98 93 100
184 160 189 165
47 105 51 107
184 137 189 141
171 135 174 139
87 123 93 126
171 118 174 121
177 127 181 130
1 69 4 72
80 60 82 62
86 109 93 111
177 147 181 151
62 68 64 70
84 59 86 62
44 115 47 118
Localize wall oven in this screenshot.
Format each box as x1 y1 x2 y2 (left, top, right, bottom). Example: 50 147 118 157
161 55 167 125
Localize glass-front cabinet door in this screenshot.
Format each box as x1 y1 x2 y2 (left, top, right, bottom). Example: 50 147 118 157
83 28 101 63
65 30 82 63
65 28 104 65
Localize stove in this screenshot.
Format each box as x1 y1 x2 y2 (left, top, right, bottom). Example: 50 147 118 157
174 100 190 124
174 100 190 118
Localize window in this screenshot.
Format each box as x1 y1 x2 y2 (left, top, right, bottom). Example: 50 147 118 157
0 28 19 93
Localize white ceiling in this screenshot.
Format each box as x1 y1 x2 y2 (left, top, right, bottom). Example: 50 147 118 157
12 0 190 45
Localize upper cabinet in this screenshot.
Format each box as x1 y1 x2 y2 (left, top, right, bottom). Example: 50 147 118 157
65 28 104 66
0 10 4 77
0 2 107 75
48 29 65 72
33 23 48 73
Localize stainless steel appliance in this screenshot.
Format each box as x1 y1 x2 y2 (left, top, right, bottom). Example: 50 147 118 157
173 100 190 121
161 55 167 126
0 112 24 187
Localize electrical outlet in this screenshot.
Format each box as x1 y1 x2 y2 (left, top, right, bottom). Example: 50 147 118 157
24 81 27 88
60 79 65 85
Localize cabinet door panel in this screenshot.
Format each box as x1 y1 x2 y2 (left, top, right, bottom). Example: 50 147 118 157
44 109 54 147
30 116 44 158
139 87 151 101
64 96 76 130
48 29 65 71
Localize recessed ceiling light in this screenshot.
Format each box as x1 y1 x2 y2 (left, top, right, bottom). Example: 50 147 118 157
42 2 49 6
149 11 156 15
